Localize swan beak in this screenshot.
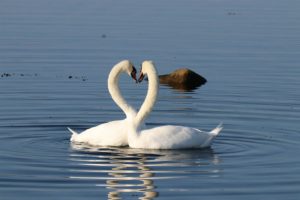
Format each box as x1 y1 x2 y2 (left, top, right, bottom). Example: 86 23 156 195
138 72 145 83
131 67 137 83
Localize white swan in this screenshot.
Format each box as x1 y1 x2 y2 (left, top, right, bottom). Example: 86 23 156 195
68 60 138 146
127 60 223 149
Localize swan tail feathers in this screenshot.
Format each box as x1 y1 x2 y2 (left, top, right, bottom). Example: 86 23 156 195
67 127 79 141
210 122 223 136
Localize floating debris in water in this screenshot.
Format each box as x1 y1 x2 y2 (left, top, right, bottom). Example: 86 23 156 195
1 73 12 77
67 75 88 82
227 11 238 15
0 72 88 82
1 73 39 78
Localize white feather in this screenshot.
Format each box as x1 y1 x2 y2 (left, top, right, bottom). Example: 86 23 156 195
67 60 138 147
128 61 222 149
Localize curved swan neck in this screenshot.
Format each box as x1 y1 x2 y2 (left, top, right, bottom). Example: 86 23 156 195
108 61 136 118
134 62 159 127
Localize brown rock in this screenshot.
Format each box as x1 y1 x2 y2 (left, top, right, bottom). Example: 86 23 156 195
159 68 207 91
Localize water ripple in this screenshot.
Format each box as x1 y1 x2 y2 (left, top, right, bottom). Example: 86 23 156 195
1 1 300 198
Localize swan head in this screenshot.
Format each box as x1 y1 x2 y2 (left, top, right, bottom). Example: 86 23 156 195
138 60 155 83
120 60 137 82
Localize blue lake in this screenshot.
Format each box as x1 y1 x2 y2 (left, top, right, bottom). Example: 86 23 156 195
1 0 300 199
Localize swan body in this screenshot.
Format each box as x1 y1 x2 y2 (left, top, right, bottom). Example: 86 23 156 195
68 120 131 146
68 60 137 147
128 61 222 149
128 124 222 149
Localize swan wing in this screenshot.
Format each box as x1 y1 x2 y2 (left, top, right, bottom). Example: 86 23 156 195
134 125 215 149
68 127 79 141
70 120 128 146
209 122 223 136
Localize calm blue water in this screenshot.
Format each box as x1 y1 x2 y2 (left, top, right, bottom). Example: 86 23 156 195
1 0 300 199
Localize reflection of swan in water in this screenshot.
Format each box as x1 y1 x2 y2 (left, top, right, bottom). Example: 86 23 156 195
70 144 159 199
106 154 158 199
69 144 221 199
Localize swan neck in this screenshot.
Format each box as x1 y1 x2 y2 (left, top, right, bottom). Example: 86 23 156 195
135 64 159 127
108 63 135 118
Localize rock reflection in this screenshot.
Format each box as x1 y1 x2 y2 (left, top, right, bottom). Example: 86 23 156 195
161 82 202 92
70 144 220 199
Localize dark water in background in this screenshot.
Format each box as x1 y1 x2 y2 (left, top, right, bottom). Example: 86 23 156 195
1 0 300 199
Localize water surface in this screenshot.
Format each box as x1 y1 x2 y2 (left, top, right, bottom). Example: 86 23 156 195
1 0 300 199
